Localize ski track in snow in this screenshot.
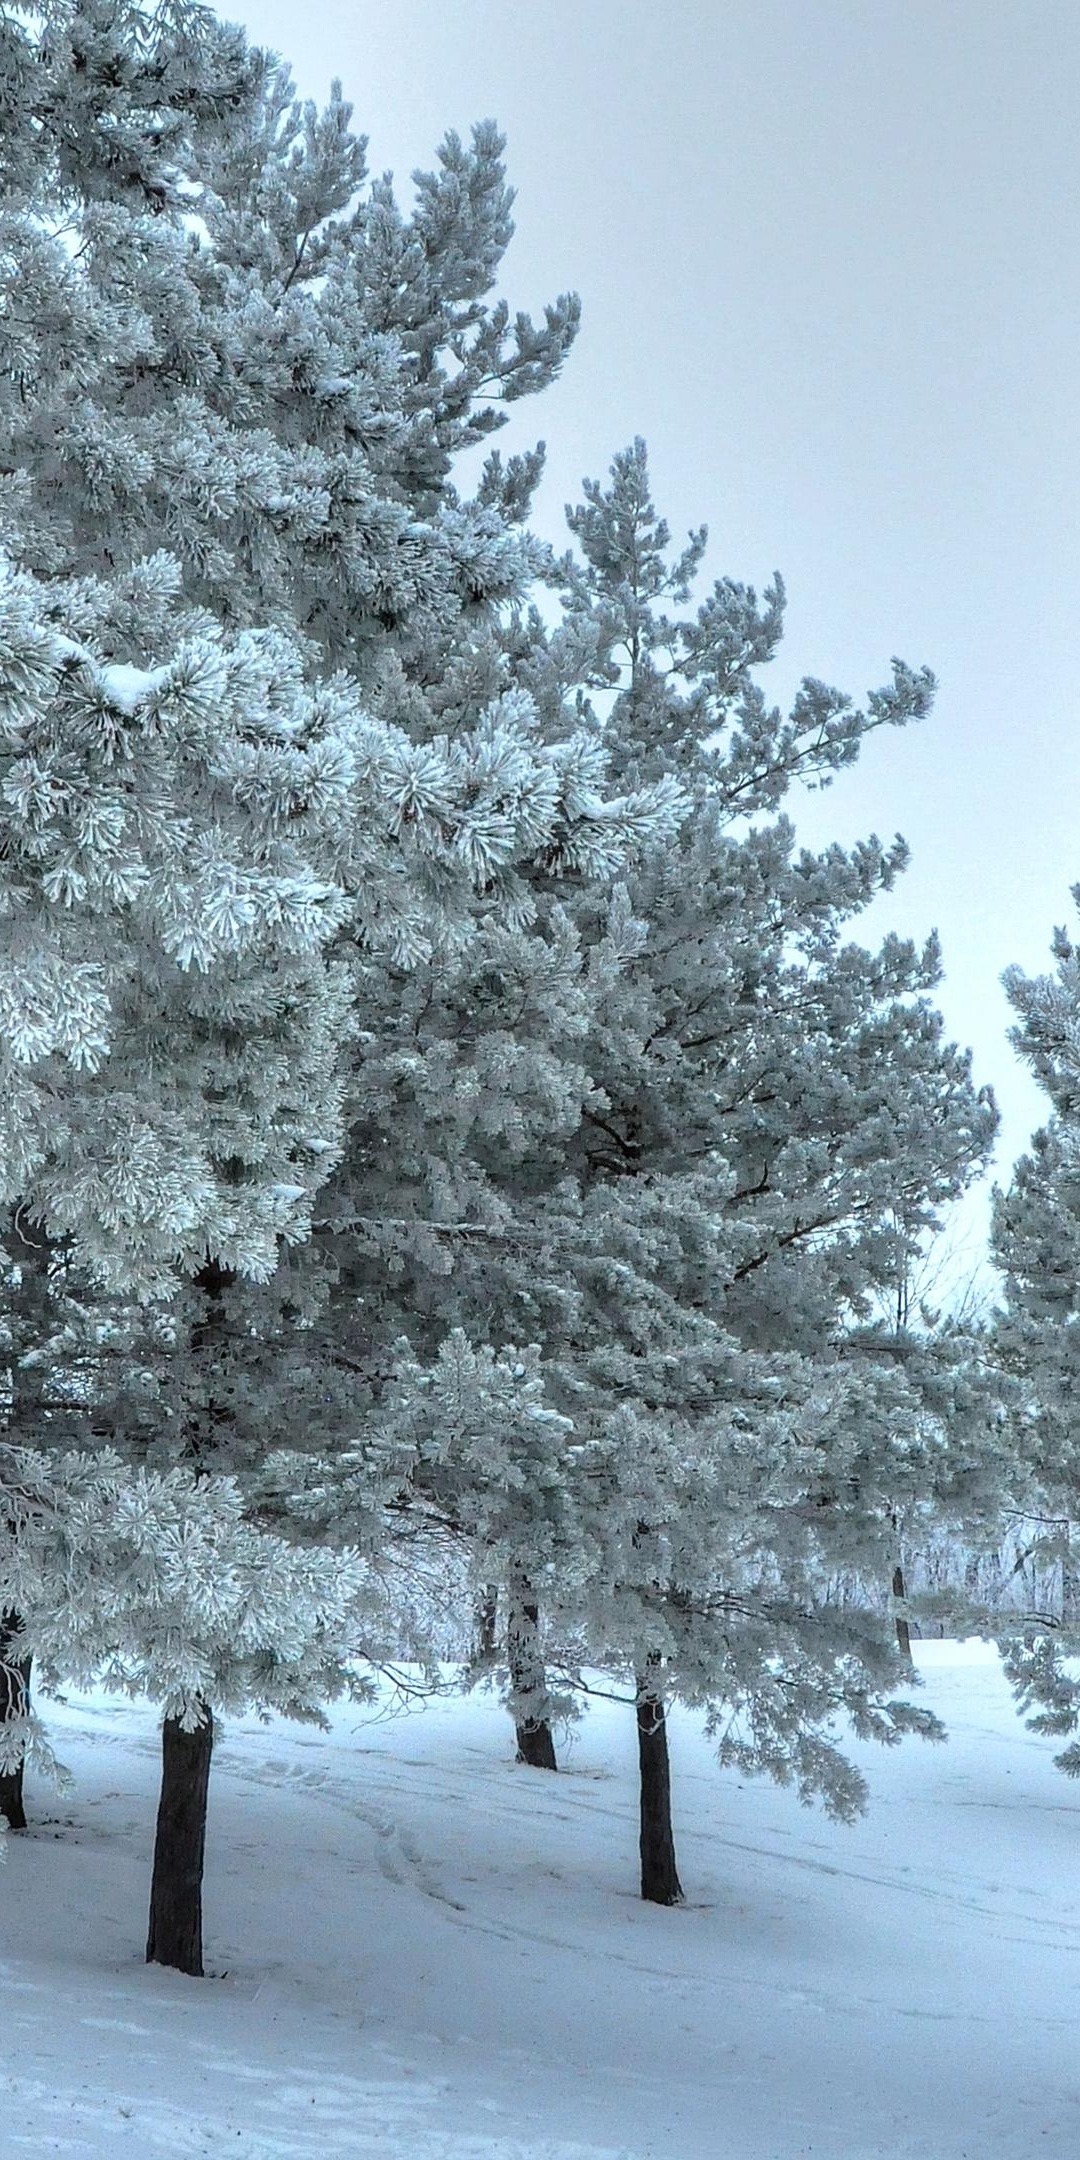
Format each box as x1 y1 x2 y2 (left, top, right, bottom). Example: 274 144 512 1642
4 1646 1080 2158
215 1724 1080 1974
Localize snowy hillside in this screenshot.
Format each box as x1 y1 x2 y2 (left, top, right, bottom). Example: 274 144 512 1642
2 1642 1078 2160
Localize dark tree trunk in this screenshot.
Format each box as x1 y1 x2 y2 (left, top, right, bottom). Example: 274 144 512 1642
515 1704 558 1771
473 1585 498 1665
507 1590 557 1770
888 1508 914 1664
0 1616 29 1831
146 1704 214 1976
1062 1525 1079 1625
144 1266 232 1975
637 1672 683 1905
892 1561 913 1664
2 1208 55 1831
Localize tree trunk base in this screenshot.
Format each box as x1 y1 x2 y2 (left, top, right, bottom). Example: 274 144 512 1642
146 1705 214 1977
473 1587 498 1665
0 1635 30 1830
637 1683 683 1905
507 1591 557 1770
515 1718 558 1770
892 1563 914 1665
0 1763 26 1831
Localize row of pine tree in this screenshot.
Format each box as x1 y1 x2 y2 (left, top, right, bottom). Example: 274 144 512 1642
1 0 1078 1979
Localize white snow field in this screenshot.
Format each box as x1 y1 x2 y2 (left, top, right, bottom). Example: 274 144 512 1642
2 1641 1078 2159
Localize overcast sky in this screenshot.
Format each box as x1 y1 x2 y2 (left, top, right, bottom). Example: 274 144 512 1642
234 0 1079 1272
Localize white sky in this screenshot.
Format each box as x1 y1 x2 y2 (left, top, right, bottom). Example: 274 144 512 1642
234 0 1080 1265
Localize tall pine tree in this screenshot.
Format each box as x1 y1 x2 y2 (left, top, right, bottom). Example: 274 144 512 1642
348 445 1001 1900
991 918 1080 1768
0 0 678 1962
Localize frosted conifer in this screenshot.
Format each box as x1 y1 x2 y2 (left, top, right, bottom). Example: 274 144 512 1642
342 446 1002 1898
0 0 680 1959
992 921 1080 1766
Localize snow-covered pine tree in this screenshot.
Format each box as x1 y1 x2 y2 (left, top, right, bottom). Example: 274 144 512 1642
0 0 684 1960
538 443 1001 1898
43 0 682 1778
990 919 1080 1764
337 444 1002 1902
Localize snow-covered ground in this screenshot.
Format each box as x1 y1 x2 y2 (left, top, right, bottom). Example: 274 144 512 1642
2 1642 1079 2158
